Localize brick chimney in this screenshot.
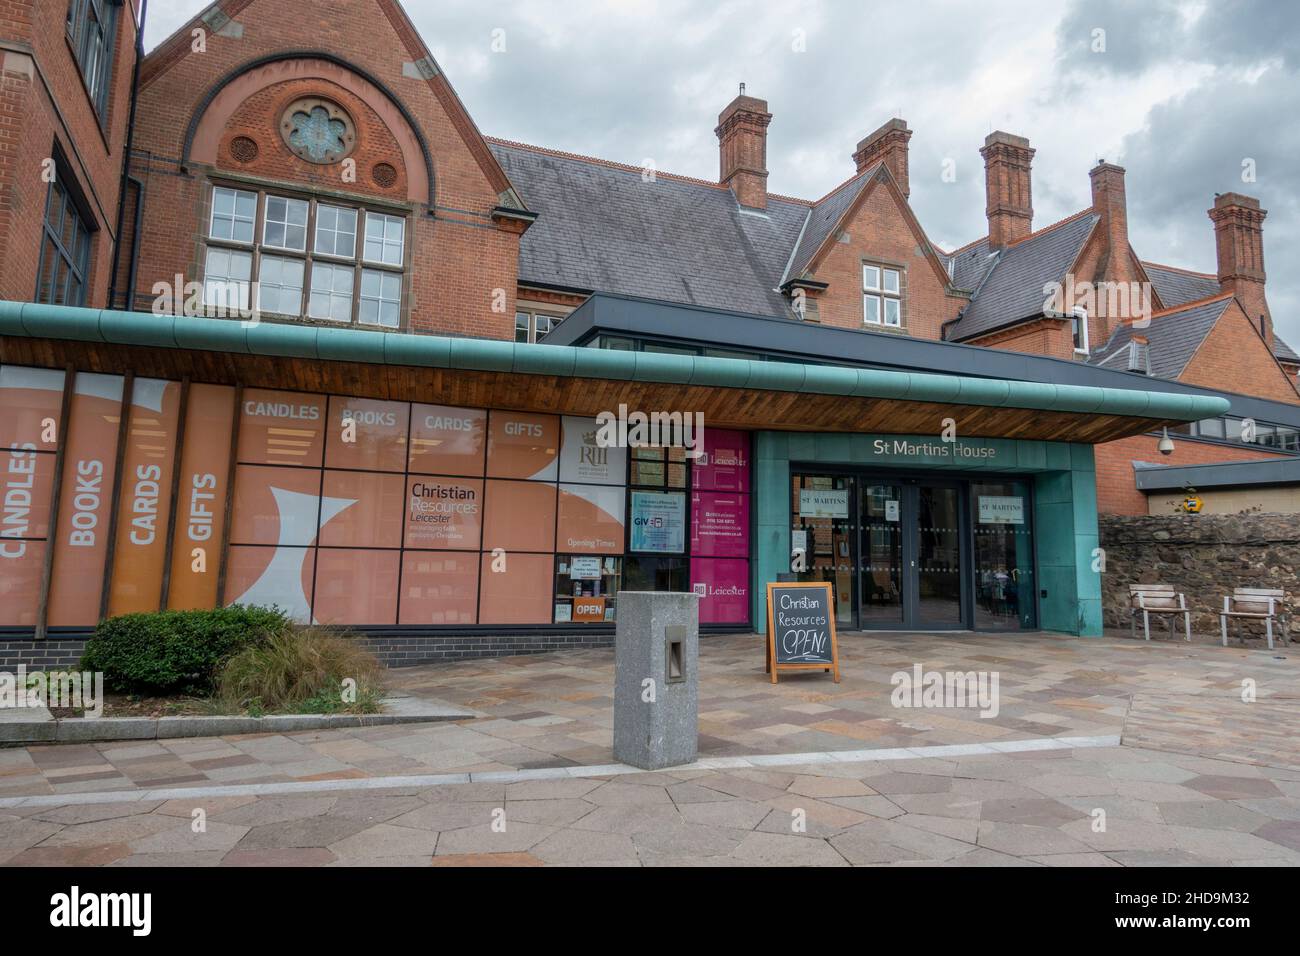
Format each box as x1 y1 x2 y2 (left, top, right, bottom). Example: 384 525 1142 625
1208 192 1271 348
1089 161 1129 271
981 131 1034 249
715 87 772 209
853 118 912 197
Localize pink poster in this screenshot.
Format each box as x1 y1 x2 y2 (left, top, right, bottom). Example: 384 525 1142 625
691 558 749 624
693 429 749 492
690 491 749 557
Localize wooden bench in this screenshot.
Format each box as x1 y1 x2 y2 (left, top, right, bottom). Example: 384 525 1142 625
1220 588 1289 650
1129 584 1191 642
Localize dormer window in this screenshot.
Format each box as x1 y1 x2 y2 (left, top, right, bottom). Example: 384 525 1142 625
1071 307 1090 355
863 263 902 328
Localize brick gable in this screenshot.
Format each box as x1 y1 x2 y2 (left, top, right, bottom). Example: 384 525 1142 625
125 0 523 338
1180 298 1300 404
801 172 962 337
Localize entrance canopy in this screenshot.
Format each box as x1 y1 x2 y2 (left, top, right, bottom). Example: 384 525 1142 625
0 301 1227 443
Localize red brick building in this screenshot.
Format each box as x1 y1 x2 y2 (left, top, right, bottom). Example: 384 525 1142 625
3 0 1297 517
1 0 138 308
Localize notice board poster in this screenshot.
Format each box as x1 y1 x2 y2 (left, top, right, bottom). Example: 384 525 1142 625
690 491 749 557
629 491 685 553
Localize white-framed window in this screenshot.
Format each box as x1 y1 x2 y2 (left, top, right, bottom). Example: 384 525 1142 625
308 263 355 323
1071 307 1090 354
359 269 402 328
263 196 309 251
203 184 406 327
314 204 357 258
863 263 903 328
210 187 257 244
515 311 562 343
203 247 252 313
256 256 305 317
364 212 405 266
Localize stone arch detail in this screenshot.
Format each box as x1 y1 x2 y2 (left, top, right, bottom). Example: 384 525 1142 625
184 51 433 205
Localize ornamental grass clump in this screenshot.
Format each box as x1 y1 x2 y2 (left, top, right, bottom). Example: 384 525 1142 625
215 624 385 716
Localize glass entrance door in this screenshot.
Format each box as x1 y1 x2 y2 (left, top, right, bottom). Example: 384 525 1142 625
859 482 904 625
971 480 1036 629
790 473 855 628
855 479 968 630
914 483 964 627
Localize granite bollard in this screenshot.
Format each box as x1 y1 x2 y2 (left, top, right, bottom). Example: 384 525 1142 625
612 590 699 770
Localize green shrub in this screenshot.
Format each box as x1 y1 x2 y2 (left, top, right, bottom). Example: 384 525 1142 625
215 625 385 715
81 606 291 695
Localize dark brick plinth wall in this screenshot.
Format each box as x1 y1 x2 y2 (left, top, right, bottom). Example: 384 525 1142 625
359 631 616 667
0 631 619 671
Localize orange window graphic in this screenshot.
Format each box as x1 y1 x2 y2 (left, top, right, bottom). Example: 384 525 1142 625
478 551 553 625
324 396 409 472
237 388 326 467
408 404 486 477
48 373 124 626
399 551 479 625
481 479 556 553
225 544 316 624
0 364 65 452
0 539 45 627
167 384 236 612
557 483 625 554
486 411 559 480
107 378 182 616
230 465 324 546
1 445 55 542
313 548 400 625
0 368 56 626
318 470 404 549
403 476 483 550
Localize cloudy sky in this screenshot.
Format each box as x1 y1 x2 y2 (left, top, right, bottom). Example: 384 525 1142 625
146 0 1298 344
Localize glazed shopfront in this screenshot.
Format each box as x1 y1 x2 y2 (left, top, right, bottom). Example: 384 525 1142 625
0 298 1227 663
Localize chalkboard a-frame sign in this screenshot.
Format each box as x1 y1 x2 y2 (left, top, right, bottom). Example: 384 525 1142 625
765 582 841 684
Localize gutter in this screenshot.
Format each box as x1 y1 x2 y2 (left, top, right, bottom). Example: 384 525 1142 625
0 300 1230 423
108 0 148 311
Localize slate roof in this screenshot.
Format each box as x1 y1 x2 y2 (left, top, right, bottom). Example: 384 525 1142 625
1274 336 1300 364
1143 262 1221 308
1142 261 1298 365
783 166 877 282
487 139 1295 374
943 212 1099 341
946 237 997 293
1088 297 1231 380
490 140 806 318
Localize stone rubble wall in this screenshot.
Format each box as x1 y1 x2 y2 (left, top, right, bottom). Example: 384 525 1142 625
1098 513 1299 639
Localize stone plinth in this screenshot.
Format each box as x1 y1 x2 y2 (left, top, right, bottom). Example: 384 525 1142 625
612 591 699 770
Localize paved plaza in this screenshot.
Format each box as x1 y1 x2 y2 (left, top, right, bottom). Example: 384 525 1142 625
1 631 1297 866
